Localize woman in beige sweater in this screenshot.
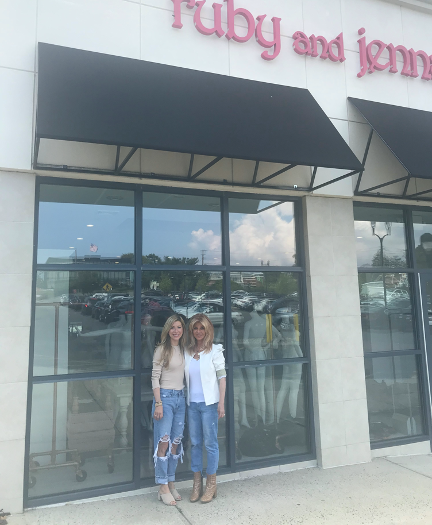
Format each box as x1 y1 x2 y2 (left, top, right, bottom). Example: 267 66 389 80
151 314 186 506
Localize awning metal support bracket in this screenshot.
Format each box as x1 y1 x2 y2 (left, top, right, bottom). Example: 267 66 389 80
311 170 360 192
116 147 138 174
354 129 374 194
357 175 409 195
309 166 318 191
252 161 260 185
187 154 195 179
255 164 297 185
114 146 121 172
402 176 411 197
406 187 432 199
190 156 223 180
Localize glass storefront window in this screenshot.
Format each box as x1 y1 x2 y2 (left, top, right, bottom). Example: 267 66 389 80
413 210 432 269
28 378 133 499
365 355 424 442
358 273 415 353
34 271 134 375
38 185 135 265
234 364 309 462
354 206 407 268
142 192 222 265
229 199 296 266
230 272 302 361
141 271 224 368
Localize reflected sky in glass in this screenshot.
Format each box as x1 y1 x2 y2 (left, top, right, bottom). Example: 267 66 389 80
38 186 134 264
142 192 221 265
229 200 296 266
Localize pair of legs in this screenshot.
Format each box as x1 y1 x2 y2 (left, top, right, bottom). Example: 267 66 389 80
188 401 219 475
153 389 185 505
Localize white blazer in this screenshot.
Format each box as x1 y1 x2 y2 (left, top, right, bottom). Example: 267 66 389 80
184 344 226 406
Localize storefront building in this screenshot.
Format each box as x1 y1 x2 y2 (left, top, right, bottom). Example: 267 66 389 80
3 0 432 513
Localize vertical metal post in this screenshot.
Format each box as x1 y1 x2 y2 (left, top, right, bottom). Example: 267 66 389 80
221 194 235 469
133 189 143 486
24 180 41 507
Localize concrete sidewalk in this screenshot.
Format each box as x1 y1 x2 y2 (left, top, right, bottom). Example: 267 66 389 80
8 455 432 525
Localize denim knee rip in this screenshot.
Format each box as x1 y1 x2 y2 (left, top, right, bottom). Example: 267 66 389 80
171 436 184 464
153 434 170 468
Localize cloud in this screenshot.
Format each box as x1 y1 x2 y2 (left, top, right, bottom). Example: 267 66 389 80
189 206 295 266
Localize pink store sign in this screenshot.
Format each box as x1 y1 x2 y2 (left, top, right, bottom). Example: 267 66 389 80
171 0 432 81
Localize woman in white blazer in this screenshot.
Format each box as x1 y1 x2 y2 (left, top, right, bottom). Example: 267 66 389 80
185 313 226 504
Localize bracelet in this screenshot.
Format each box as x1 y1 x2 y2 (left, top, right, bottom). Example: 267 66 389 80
155 401 163 407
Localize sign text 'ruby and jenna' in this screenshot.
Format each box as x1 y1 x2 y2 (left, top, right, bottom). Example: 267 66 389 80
171 0 432 82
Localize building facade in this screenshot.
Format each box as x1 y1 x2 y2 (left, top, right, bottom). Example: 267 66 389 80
2 0 432 513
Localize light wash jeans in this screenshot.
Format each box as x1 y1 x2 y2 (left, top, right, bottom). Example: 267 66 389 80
152 388 185 484
188 401 219 475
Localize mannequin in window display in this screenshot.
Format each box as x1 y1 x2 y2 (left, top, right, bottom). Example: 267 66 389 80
275 318 303 422
243 306 281 426
214 324 249 430
415 232 432 268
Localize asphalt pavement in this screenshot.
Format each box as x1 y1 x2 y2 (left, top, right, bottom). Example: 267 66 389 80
7 455 432 525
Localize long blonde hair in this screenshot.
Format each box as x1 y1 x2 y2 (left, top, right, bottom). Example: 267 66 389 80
187 314 214 355
156 314 186 367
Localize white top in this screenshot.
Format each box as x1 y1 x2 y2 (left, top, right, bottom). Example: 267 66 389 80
189 357 205 403
185 344 226 406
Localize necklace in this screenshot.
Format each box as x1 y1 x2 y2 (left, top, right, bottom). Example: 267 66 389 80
193 346 204 360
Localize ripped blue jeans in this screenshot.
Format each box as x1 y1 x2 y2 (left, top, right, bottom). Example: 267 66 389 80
153 388 185 485
188 401 219 476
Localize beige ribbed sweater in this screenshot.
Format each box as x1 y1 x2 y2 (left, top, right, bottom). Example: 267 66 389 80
151 345 185 390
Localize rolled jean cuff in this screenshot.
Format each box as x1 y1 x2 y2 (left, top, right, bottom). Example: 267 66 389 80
156 477 168 484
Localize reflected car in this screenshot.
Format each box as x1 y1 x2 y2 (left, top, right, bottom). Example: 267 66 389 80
81 296 99 316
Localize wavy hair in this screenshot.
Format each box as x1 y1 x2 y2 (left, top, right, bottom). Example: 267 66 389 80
156 314 186 367
187 313 214 355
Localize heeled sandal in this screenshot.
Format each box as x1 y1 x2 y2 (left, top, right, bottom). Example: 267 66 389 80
157 489 176 506
168 482 182 501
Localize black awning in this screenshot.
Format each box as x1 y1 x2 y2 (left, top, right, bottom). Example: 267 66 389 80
349 97 432 200
35 43 362 189
349 97 432 180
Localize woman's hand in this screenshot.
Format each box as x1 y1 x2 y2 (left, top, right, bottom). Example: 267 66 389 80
153 405 163 420
217 403 225 419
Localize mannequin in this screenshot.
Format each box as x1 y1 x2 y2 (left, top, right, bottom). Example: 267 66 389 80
275 320 303 422
243 307 281 425
213 324 249 431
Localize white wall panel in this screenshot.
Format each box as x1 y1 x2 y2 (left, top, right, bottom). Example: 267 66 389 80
0 0 37 71
0 69 34 171
229 36 307 88
141 6 229 74
341 0 404 53
37 0 140 60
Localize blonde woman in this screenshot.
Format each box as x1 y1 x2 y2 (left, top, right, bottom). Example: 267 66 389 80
185 313 226 504
151 314 186 506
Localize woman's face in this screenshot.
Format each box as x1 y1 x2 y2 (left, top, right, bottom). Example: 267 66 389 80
169 321 183 344
193 321 206 343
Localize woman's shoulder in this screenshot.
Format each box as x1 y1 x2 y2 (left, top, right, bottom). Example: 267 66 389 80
154 345 163 357
211 343 224 353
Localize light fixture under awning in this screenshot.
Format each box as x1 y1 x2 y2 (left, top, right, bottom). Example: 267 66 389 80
349 97 432 200
35 43 362 191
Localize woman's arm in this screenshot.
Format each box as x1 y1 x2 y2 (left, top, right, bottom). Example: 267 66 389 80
151 347 164 420
217 377 226 419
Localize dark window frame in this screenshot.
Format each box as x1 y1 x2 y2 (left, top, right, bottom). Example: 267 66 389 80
354 201 432 448
25 176 314 508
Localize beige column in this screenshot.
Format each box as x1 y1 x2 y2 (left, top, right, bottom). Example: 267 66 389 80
0 171 35 513
303 195 371 468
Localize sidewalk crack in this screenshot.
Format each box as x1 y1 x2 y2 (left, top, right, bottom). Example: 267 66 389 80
176 506 194 525
384 457 432 481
